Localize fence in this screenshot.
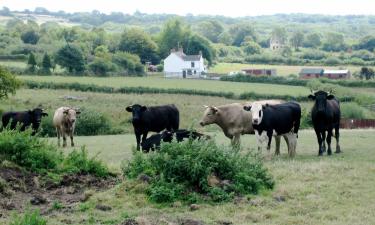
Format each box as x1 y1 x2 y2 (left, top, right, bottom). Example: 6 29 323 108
340 118 375 129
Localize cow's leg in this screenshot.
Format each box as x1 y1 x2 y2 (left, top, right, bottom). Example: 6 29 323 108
141 131 148 150
135 132 142 151
335 125 341 153
70 131 74 147
254 131 262 151
231 133 241 149
326 128 333 156
62 132 67 148
285 133 297 158
315 129 323 156
266 130 273 151
56 128 61 147
321 131 326 153
274 136 281 155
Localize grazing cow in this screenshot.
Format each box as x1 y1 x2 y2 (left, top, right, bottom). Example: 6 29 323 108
53 107 80 147
126 104 179 150
199 101 288 152
1 108 48 135
141 129 210 152
243 101 301 157
308 90 341 156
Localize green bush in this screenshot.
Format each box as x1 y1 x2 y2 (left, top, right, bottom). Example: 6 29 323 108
122 140 274 203
0 129 110 177
341 103 366 119
10 209 47 225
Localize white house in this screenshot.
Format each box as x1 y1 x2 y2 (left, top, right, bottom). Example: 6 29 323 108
163 48 206 78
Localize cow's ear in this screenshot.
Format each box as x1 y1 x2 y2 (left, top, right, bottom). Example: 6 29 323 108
141 106 147 111
243 105 251 111
308 94 316 100
327 95 335 100
262 104 269 110
211 106 219 114
125 106 133 112
42 112 48 117
28 110 33 114
75 111 81 115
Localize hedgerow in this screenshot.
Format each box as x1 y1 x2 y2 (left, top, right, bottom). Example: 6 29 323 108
122 139 274 203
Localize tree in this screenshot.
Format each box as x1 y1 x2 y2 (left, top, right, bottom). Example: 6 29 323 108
27 52 37 72
290 31 304 50
183 33 215 65
230 24 257 46
218 32 233 45
195 20 224 43
242 41 261 55
21 30 40 44
119 28 159 64
89 57 114 76
271 27 287 44
55 45 85 73
158 18 190 58
356 35 375 51
41 53 52 74
0 66 21 99
359 67 375 80
303 33 322 48
322 32 346 52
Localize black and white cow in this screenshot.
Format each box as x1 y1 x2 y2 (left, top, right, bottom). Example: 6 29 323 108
1 108 48 135
126 104 179 150
141 129 209 152
243 101 301 157
308 90 341 156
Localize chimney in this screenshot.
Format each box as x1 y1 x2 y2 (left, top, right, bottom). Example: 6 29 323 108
178 47 183 53
199 50 202 56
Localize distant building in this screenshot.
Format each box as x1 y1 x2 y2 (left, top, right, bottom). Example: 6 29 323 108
163 48 206 78
242 69 277 76
323 70 351 79
299 68 324 79
299 68 350 79
270 37 286 50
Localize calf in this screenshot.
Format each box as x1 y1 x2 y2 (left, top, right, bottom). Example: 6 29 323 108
53 107 80 147
308 90 341 156
126 104 179 150
1 107 48 135
244 101 301 157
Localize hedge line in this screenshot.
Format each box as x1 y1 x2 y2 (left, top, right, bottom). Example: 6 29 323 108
220 74 375 88
23 80 331 102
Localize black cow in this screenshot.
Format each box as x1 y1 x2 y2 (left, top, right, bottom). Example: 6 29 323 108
1 108 48 135
308 90 341 156
126 104 179 150
141 129 209 152
244 101 301 157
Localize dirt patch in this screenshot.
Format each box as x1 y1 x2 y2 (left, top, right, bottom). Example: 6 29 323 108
0 165 120 216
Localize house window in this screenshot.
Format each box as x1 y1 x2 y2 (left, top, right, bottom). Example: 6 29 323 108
194 70 196 74
191 62 195 68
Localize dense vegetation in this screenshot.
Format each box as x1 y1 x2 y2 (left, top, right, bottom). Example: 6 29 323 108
123 139 274 203
1 8 375 77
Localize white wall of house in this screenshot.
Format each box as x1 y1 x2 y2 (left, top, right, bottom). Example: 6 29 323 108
164 52 206 78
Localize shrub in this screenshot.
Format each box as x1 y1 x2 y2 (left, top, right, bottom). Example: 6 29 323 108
325 56 341 65
122 140 274 203
341 103 366 119
10 209 46 225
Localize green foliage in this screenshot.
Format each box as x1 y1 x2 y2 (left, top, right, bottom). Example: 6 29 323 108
0 66 21 99
195 20 224 43
62 147 110 177
10 209 47 225
303 33 321 48
322 32 346 52
183 33 215 65
88 57 115 76
230 24 257 46
112 52 145 76
290 31 304 50
41 53 52 74
341 103 366 119
27 52 37 72
21 30 40 45
242 41 261 55
325 56 341 65
359 67 375 80
123 140 274 203
55 44 85 74
158 18 190 58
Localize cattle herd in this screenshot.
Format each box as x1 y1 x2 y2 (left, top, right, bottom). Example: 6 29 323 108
0 90 341 157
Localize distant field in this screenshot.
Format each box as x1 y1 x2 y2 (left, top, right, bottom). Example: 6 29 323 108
19 75 310 96
0 60 27 68
210 62 364 76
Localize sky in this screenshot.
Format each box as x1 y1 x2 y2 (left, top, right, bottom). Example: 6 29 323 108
1 0 375 17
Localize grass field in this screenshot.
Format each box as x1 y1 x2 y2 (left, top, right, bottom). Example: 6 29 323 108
1 129 372 225
19 75 310 96
209 63 365 76
0 60 27 68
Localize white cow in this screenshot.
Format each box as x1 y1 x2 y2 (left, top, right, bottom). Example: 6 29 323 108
53 107 80 147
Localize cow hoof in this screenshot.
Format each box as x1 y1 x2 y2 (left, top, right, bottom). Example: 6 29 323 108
318 152 323 156
327 150 332 156
335 150 341 154
71 144 75 147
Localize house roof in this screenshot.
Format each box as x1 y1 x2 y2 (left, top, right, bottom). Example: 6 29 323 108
300 68 324 74
182 55 201 61
323 70 349 74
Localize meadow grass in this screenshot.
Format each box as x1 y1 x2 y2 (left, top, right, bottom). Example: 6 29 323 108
0 60 27 68
18 75 310 96
210 62 364 76
1 129 371 225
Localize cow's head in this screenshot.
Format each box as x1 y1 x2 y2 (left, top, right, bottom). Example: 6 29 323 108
28 108 48 125
308 90 335 113
161 130 174 143
126 104 147 124
243 102 267 125
199 105 219 126
63 108 80 124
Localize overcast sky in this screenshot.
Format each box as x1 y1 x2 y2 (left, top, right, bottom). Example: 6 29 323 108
1 0 375 17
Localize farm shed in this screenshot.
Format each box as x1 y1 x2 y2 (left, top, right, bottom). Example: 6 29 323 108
299 68 324 79
323 69 351 79
163 48 207 79
241 68 277 76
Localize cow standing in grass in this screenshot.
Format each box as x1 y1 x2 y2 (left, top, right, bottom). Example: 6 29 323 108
199 101 289 152
126 104 179 150
243 101 301 157
308 90 341 156
1 107 48 135
53 107 81 147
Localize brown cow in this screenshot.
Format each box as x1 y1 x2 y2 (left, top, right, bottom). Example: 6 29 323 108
53 107 80 147
199 101 288 153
